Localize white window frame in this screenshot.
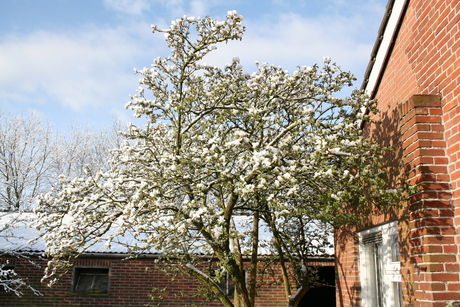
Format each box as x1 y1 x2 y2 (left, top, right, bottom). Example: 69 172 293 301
358 221 402 307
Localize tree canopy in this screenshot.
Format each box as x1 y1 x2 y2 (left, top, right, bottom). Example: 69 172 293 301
36 11 404 307
0 110 124 296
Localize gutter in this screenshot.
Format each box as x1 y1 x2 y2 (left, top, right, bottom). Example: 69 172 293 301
8 250 335 262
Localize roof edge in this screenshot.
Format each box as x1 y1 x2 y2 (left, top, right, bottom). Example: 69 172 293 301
361 0 410 98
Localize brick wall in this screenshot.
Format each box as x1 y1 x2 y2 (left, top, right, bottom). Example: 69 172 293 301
336 0 460 306
1 255 334 307
335 226 361 307
398 95 458 306
0 256 293 307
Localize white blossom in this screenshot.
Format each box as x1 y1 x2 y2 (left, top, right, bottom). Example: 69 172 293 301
33 11 402 307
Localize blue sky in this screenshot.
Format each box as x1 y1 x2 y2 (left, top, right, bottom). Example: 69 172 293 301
0 0 388 131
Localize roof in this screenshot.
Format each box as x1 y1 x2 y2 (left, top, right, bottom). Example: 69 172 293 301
0 212 333 257
0 212 276 256
0 212 157 256
361 0 409 98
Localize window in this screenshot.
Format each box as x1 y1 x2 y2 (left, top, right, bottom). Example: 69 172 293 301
216 272 234 297
0 264 15 292
212 269 235 297
358 221 402 307
72 267 110 294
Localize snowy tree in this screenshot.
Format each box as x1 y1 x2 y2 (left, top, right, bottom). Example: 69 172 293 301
49 121 126 186
0 111 124 296
36 11 405 307
0 110 125 211
0 111 54 211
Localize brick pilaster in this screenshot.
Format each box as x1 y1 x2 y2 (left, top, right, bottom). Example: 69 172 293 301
399 94 460 306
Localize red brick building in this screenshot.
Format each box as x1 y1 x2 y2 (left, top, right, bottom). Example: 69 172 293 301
3 254 330 307
336 0 459 306
0 214 335 307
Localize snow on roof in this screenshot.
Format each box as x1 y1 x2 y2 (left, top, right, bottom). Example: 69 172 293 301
0 212 42 253
0 212 333 257
0 212 158 255
0 212 274 256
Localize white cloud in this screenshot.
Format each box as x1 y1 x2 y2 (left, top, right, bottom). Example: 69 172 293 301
142 0 223 21
103 0 151 15
0 23 162 113
189 0 210 17
0 1 385 127
202 11 378 83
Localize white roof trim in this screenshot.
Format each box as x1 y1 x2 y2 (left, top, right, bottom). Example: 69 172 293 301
365 0 408 96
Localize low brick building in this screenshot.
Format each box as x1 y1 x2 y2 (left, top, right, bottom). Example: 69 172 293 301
336 0 459 306
0 214 335 307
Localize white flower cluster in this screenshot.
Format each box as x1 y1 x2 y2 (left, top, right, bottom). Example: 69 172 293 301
35 11 395 297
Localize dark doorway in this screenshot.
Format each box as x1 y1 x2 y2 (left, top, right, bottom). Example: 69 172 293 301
299 266 336 307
